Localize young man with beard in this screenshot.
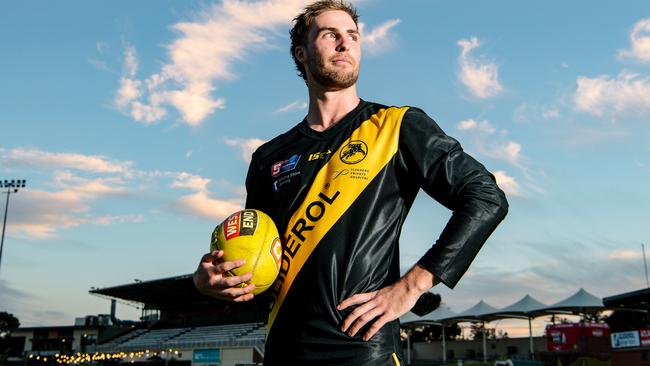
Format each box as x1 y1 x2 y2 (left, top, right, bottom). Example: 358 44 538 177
194 1 508 365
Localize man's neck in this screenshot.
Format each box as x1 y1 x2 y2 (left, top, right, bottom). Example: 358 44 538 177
305 85 360 132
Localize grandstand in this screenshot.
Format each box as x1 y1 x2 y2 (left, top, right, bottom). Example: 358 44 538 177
88 274 270 366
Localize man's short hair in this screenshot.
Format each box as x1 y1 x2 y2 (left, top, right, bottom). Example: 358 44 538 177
289 0 359 81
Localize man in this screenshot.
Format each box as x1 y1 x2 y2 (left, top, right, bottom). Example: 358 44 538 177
194 1 508 365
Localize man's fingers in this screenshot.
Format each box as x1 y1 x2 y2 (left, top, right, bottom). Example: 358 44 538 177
214 259 246 274
337 291 376 310
217 272 253 287
347 306 383 337
194 251 256 303
201 250 223 263
221 283 256 299
341 300 377 333
363 314 391 341
233 293 255 302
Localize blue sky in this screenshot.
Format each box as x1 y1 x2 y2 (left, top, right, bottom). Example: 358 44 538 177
1 0 649 337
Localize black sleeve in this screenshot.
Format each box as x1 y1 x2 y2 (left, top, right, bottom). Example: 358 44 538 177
399 107 508 288
244 151 266 211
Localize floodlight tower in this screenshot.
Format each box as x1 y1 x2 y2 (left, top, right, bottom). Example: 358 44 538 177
0 179 27 275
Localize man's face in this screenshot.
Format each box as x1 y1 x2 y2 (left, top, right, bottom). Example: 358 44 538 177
303 10 361 89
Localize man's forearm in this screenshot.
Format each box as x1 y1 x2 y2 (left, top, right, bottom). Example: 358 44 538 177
401 263 438 295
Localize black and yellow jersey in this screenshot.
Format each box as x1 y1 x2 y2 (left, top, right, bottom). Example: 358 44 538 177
245 100 508 366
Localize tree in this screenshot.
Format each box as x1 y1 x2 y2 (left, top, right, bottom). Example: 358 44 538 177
582 311 607 323
0 312 20 366
407 323 462 342
0 313 19 339
470 323 496 340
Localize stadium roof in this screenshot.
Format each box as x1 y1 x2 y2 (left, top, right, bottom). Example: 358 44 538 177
603 287 650 310
400 304 456 326
89 273 244 308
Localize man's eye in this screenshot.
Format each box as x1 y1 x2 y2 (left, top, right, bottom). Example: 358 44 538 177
324 32 336 39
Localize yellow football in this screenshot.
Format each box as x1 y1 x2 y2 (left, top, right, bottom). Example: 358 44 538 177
210 209 282 295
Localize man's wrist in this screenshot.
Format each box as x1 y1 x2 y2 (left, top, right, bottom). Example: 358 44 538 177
403 264 436 294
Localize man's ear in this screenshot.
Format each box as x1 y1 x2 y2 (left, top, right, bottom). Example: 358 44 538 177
295 45 307 63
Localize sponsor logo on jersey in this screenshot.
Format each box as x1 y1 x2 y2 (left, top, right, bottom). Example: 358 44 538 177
269 189 340 310
331 168 349 180
224 210 257 239
349 168 369 180
339 140 368 164
272 171 300 192
308 150 332 161
271 154 301 177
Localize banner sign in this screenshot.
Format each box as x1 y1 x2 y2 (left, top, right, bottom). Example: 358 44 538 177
640 328 650 347
611 331 641 349
193 349 220 364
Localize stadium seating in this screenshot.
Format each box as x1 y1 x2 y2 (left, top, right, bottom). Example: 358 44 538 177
97 329 148 351
164 323 265 348
98 323 266 352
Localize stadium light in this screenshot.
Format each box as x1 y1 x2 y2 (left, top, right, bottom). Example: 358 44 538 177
0 179 27 275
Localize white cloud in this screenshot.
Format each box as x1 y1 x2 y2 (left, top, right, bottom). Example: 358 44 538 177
480 141 522 167
116 78 142 110
432 237 647 322
123 45 138 78
542 108 559 119
88 59 111 73
1 146 249 238
513 103 561 123
2 147 133 175
619 18 650 63
457 119 496 134
457 37 503 99
174 191 243 221
573 72 650 118
172 172 211 192
275 100 307 113
167 82 225 126
608 249 642 260
7 173 137 239
114 45 143 111
96 41 109 54
360 18 401 55
130 100 167 124
170 172 243 220
456 118 522 167
116 0 311 126
493 170 522 197
223 137 266 163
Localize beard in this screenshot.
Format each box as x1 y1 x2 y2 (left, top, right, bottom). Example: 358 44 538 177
307 51 359 89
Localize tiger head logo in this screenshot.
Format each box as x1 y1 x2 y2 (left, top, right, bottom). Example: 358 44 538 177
339 140 368 164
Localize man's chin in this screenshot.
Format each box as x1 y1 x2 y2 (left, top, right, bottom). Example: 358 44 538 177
314 71 358 90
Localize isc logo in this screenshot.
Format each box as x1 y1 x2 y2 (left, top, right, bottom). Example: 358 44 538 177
308 150 331 161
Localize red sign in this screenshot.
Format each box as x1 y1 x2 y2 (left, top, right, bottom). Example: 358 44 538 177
640 328 650 347
546 323 610 351
224 213 241 240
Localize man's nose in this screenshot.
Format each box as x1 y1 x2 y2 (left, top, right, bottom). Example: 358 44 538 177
336 36 351 52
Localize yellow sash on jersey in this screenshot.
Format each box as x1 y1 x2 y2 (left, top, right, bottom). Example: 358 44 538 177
267 106 410 334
